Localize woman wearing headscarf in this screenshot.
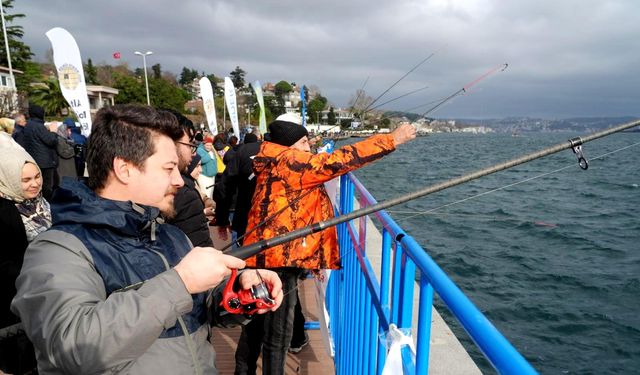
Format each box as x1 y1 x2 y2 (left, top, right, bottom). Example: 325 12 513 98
0 133 49 374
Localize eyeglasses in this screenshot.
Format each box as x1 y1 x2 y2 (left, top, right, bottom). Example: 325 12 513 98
176 141 198 153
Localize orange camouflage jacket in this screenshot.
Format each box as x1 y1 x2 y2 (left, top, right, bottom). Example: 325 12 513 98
244 133 396 270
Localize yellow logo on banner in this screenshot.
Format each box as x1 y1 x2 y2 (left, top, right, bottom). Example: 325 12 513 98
204 98 215 114
57 63 81 90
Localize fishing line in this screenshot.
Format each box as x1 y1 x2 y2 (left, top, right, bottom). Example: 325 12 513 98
389 140 640 223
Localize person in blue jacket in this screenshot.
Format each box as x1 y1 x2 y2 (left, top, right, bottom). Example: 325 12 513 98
65 118 87 178
196 135 217 199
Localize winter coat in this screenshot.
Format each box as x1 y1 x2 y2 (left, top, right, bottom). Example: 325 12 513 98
224 142 261 236
0 197 28 328
196 144 217 177
12 125 25 147
167 173 214 248
55 136 77 179
244 134 396 270
22 118 58 169
11 179 227 374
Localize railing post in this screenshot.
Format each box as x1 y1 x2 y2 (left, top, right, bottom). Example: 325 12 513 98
391 241 403 326
416 275 434 374
398 249 416 329
377 229 392 374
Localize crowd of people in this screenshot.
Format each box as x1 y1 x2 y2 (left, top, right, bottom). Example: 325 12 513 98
0 102 415 374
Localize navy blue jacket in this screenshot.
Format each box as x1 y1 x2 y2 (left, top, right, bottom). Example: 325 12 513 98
51 180 207 337
22 118 58 169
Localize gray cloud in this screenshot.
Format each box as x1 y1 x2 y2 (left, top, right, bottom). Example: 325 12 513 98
10 0 640 118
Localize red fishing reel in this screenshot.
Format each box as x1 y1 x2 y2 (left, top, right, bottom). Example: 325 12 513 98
221 269 276 315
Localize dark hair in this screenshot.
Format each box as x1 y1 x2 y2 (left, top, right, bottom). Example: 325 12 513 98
86 104 183 190
160 108 195 141
229 135 238 147
214 133 227 144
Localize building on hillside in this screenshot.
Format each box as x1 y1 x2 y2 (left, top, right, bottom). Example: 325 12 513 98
86 85 119 116
262 82 275 96
184 99 203 114
320 108 354 125
0 66 23 115
0 66 21 90
284 84 301 114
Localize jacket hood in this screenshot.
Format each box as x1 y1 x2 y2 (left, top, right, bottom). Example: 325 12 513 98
252 141 292 175
51 179 162 238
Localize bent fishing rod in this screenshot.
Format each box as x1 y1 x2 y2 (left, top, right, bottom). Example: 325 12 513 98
224 118 640 260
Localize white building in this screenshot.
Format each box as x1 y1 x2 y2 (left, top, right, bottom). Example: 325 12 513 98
86 85 119 116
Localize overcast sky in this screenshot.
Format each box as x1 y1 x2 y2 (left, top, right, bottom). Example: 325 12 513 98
10 0 640 119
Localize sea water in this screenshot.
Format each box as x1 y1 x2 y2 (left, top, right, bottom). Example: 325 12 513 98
349 131 640 374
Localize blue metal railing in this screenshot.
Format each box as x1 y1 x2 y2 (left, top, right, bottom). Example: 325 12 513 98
325 173 538 374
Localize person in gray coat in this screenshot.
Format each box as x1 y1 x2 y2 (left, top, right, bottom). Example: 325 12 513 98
54 122 77 180
21 104 59 200
11 104 283 374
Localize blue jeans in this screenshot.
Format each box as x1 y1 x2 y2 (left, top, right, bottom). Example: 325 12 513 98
234 268 300 375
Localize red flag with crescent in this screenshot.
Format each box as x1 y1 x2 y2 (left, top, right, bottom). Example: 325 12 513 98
113 52 121 59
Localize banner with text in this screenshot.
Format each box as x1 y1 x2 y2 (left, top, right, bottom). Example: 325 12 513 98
45 27 92 136
253 80 267 135
224 77 239 138
199 77 218 136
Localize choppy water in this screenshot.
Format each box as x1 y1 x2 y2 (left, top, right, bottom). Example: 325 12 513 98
348 132 640 374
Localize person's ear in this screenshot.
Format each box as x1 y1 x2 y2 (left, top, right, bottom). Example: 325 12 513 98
112 157 134 184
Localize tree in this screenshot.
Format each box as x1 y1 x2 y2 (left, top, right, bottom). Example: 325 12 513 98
229 66 246 88
327 107 337 125
348 89 373 122
274 80 292 98
113 74 147 105
15 61 41 96
264 94 284 118
85 58 99 84
0 0 33 70
206 73 221 95
151 63 162 79
307 95 327 124
148 77 190 112
92 62 129 87
29 77 68 117
179 67 198 86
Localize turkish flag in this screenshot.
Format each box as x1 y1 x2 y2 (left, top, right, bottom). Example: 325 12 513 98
113 52 121 59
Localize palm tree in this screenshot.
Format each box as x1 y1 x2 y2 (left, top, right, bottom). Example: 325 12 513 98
29 77 68 117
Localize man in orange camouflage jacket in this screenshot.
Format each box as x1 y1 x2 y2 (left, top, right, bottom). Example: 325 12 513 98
234 115 416 375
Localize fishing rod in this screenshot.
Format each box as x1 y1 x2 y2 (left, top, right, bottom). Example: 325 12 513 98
365 85 430 113
419 63 508 118
224 118 640 260
363 50 440 113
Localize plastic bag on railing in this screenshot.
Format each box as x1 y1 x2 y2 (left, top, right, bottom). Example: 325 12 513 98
381 324 416 375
